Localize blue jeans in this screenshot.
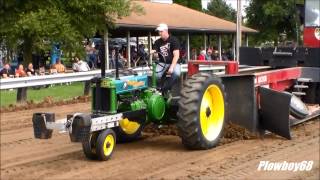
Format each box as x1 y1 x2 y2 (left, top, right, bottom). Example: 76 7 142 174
156 63 181 91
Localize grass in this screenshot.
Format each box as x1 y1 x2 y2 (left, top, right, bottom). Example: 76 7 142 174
0 82 85 107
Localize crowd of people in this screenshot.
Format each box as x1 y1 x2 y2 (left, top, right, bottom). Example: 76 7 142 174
0 39 234 80
191 47 233 61
0 55 91 79
0 62 37 79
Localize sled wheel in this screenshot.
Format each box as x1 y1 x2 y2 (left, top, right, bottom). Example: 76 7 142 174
177 73 226 149
96 129 116 161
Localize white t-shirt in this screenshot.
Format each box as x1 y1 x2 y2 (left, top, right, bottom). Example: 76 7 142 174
73 60 90 72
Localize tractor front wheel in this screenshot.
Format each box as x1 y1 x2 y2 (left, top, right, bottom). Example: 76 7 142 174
82 132 99 160
96 129 116 161
115 118 144 143
177 73 226 149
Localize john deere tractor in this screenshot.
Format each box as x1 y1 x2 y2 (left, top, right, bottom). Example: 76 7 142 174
32 50 226 161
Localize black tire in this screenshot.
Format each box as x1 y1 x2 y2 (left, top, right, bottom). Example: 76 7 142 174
96 129 116 161
115 119 144 143
289 94 309 119
82 132 98 160
177 73 227 150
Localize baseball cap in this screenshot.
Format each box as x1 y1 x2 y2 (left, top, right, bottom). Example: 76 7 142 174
156 23 168 31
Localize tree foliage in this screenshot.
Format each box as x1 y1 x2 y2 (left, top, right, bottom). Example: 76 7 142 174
0 0 141 63
245 0 300 46
205 0 236 22
173 0 202 11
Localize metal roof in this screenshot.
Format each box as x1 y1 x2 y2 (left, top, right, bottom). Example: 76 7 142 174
114 1 257 36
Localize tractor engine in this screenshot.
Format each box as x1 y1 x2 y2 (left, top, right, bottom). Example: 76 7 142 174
91 74 166 124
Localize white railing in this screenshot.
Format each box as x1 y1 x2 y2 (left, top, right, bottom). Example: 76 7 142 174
0 64 228 90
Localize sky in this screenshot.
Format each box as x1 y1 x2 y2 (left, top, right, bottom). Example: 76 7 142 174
202 0 249 16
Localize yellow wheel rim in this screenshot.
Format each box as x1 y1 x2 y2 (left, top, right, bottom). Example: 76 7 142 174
103 134 115 156
119 118 140 135
200 84 225 141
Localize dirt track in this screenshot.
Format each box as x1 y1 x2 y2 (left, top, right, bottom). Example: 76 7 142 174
1 103 319 180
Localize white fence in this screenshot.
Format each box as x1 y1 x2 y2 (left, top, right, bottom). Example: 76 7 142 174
0 64 231 90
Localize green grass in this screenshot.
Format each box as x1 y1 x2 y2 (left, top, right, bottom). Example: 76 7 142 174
0 82 85 107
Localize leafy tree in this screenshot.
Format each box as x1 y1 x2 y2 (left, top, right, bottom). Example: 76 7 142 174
245 0 301 46
0 0 141 64
205 0 236 22
173 0 202 11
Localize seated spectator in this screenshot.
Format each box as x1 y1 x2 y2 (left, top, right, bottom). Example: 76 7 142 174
26 63 36 76
39 66 46 75
221 49 229 61
197 50 206 60
206 48 213 60
72 57 90 72
212 50 219 60
15 64 27 77
0 63 13 78
53 59 65 73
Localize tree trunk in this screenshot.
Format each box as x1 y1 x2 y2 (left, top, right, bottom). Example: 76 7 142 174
17 87 28 103
274 37 278 47
83 81 90 96
22 36 33 66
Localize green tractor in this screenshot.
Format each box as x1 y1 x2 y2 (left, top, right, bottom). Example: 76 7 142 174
32 51 226 161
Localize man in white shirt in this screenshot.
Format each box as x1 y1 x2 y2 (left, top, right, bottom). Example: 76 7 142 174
72 57 90 72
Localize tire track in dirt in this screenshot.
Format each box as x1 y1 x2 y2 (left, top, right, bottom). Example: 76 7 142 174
1 104 319 180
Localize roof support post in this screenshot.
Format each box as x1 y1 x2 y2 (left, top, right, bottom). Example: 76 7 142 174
187 32 190 61
245 34 249 47
127 31 131 68
203 33 207 50
136 36 139 49
232 34 236 60
236 0 242 62
218 34 222 60
104 30 109 70
148 32 152 64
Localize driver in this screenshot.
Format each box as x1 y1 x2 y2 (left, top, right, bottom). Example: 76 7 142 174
152 23 181 92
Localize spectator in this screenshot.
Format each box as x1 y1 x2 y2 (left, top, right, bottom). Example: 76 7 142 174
221 49 229 61
212 50 219 60
197 50 206 60
15 64 27 77
109 49 124 69
191 48 197 60
39 66 46 75
26 63 36 76
53 59 66 73
137 44 147 59
72 57 90 72
85 41 96 69
0 63 13 78
0 57 4 68
206 48 213 60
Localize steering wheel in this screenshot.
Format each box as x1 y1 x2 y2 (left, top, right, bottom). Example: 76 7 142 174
148 52 169 74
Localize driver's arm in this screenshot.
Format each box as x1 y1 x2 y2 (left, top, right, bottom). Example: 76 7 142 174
170 49 180 70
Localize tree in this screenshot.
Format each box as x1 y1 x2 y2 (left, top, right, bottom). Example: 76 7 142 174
0 0 141 64
173 0 202 11
205 0 236 22
245 0 301 46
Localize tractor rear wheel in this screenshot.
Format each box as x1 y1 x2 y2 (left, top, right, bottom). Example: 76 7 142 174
115 118 144 143
96 129 116 161
177 73 226 149
82 132 98 160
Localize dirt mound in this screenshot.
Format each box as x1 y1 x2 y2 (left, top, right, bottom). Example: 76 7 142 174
0 95 90 113
142 122 256 143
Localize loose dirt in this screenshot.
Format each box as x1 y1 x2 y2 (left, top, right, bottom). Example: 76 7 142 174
1 103 319 180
